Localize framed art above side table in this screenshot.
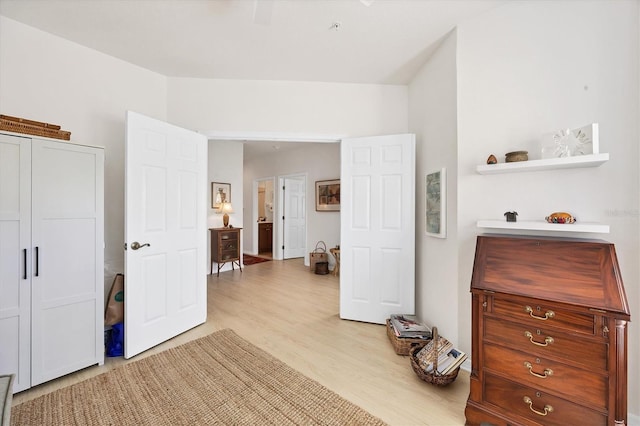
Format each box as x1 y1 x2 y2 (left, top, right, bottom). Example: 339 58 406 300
212 182 231 209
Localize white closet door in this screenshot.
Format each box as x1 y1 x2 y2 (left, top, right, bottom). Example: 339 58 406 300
0 133 31 392
30 139 104 386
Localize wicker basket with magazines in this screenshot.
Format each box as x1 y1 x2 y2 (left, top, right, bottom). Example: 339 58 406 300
410 327 460 386
386 319 429 355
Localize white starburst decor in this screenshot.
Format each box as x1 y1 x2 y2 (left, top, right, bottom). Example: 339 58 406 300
542 123 599 159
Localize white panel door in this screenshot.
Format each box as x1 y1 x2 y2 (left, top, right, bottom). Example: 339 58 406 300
283 176 306 259
340 134 415 324
0 133 31 392
31 139 104 385
125 111 207 358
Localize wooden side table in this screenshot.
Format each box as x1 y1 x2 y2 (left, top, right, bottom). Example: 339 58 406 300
329 248 340 276
210 227 242 277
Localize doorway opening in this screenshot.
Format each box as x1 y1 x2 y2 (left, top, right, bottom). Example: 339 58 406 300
253 177 275 258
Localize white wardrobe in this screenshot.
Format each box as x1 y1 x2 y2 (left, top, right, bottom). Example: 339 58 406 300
0 131 104 393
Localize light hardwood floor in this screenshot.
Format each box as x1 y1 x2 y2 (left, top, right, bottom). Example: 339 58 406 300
13 258 469 425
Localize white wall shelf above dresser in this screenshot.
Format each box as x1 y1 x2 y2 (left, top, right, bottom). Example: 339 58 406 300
476 153 609 174
477 220 610 234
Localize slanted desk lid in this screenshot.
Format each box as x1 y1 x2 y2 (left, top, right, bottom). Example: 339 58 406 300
471 235 630 319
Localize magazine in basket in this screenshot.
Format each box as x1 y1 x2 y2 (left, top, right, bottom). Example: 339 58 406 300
388 314 432 340
416 334 467 375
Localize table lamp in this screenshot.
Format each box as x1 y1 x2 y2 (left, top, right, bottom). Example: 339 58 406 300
221 202 234 227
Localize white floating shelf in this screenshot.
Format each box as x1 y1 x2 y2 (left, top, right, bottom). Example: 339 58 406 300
476 153 609 175
477 220 610 234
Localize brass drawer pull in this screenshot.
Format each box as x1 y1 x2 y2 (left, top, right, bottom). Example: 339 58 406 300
523 396 553 416
524 361 553 378
525 305 555 320
524 331 554 347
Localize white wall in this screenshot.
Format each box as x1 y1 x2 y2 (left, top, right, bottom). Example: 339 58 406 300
166 77 408 137
208 140 244 274
243 143 341 268
408 30 459 342
456 0 639 417
0 17 168 300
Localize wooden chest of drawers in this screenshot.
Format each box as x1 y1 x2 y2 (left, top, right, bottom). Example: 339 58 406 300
465 235 630 426
210 227 242 276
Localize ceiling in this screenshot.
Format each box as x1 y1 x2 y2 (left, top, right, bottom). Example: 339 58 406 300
242 140 334 162
0 0 505 157
0 0 505 85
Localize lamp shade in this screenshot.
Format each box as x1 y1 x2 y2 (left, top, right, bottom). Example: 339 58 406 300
220 202 234 214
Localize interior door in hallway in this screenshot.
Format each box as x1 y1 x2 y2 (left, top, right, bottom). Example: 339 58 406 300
283 175 306 259
124 111 208 358
340 134 415 324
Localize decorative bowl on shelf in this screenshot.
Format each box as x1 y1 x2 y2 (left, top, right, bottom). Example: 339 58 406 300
505 151 528 162
545 212 576 224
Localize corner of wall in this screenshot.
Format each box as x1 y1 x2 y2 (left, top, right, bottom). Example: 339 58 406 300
408 28 460 345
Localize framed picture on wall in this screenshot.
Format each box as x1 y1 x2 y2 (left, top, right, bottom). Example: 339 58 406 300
315 179 340 211
211 182 231 209
426 168 446 238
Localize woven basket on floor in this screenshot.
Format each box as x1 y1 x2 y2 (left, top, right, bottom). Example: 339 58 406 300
409 327 459 386
385 319 430 356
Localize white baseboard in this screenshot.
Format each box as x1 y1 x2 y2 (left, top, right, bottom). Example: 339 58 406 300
460 359 471 372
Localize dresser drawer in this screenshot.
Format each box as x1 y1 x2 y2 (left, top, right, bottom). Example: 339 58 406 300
484 316 607 371
483 342 607 410
491 297 596 335
484 373 607 426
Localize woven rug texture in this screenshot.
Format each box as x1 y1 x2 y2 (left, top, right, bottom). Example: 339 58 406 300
11 329 385 426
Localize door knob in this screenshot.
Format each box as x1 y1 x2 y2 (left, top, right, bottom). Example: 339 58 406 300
130 241 151 250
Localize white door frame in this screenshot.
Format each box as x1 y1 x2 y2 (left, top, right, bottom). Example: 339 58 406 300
205 131 344 144
252 176 276 255
206 132 342 261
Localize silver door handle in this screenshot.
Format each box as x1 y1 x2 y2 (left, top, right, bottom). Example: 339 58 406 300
130 241 151 250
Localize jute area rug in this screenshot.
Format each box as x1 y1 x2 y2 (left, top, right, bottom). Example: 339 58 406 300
11 329 386 426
